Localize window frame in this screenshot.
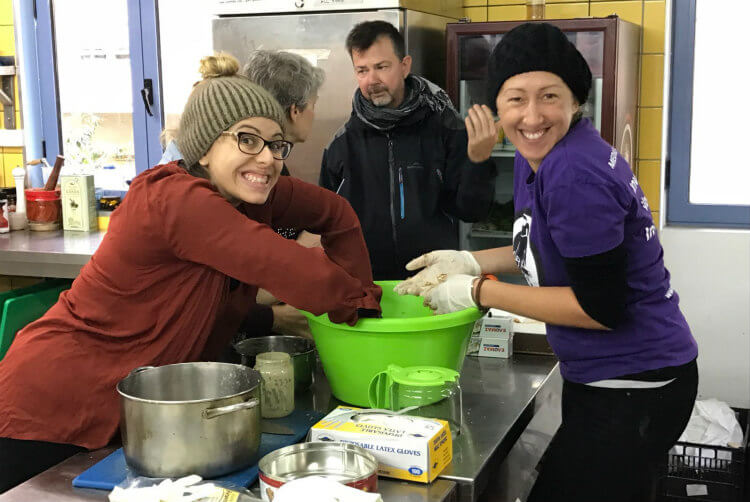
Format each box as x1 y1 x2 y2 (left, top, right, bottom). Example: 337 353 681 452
666 0 750 227
33 0 163 180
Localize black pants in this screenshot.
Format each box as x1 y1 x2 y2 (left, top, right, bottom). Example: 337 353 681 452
0 438 85 493
527 360 698 502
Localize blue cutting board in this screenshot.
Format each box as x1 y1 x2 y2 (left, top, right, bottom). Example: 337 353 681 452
73 409 324 491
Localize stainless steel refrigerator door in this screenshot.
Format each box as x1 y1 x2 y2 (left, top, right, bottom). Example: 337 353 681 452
213 10 402 184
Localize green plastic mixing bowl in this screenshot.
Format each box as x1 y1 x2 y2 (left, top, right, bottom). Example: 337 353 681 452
301 280 481 406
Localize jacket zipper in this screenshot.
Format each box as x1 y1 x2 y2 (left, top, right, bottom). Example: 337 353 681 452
399 167 405 220
386 133 399 251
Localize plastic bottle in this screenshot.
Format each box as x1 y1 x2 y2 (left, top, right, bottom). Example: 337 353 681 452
526 0 545 20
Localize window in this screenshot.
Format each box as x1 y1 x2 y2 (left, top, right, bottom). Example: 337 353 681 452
34 0 162 191
666 0 750 227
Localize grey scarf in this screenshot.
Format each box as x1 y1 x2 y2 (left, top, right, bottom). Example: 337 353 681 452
353 75 455 131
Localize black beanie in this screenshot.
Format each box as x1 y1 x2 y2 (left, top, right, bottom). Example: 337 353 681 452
487 23 592 112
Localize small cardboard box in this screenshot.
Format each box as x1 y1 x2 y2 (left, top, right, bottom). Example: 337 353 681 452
478 335 513 358
309 406 452 483
61 175 97 231
468 314 513 358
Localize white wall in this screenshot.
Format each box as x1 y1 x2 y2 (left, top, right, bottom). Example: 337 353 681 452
661 229 750 408
658 0 750 409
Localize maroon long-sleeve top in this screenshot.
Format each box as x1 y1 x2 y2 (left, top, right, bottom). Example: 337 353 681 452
0 163 381 449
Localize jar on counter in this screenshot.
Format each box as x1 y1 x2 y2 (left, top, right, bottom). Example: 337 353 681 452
25 189 62 231
1 188 16 213
0 197 8 234
254 352 294 418
526 0 545 20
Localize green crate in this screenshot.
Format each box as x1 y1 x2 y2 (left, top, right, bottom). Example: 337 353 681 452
0 279 72 360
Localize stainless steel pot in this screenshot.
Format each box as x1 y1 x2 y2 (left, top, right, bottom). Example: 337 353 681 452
235 336 315 393
117 362 262 478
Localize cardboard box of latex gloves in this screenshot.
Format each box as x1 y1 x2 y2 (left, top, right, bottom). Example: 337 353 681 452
309 406 452 483
467 311 513 358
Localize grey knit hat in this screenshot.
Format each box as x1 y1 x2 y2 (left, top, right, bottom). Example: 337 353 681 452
177 72 286 168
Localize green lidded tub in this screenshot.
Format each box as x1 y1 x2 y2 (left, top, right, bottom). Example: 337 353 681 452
301 280 481 406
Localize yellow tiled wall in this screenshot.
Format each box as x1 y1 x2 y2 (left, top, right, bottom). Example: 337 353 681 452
462 0 667 224
0 0 23 189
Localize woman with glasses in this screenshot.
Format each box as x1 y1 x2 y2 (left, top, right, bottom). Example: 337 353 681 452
239 50 326 341
0 54 381 492
160 52 326 343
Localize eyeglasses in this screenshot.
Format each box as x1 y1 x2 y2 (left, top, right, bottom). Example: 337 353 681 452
221 131 293 160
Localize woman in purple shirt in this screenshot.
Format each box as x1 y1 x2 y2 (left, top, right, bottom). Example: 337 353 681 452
396 23 698 502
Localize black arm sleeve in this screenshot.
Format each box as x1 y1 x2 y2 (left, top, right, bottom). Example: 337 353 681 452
440 109 497 222
563 244 627 329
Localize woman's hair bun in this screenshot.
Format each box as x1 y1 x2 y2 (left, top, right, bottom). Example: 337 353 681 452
198 53 240 80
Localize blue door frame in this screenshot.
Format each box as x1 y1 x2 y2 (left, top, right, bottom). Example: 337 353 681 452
128 0 164 172
31 0 163 182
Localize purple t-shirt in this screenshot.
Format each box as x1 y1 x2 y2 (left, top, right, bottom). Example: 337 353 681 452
512 119 698 383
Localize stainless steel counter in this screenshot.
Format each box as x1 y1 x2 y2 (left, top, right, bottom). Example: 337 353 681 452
440 355 558 501
0 229 103 278
0 354 558 502
0 446 458 502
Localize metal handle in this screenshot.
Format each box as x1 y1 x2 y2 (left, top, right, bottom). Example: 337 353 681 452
140 78 154 117
203 398 260 419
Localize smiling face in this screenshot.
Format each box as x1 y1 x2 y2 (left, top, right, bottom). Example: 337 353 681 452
352 35 412 108
198 117 284 205
495 71 580 171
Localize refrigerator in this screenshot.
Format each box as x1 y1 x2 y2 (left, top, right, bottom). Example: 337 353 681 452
212 0 461 184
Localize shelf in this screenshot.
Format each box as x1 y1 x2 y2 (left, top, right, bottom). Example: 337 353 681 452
491 149 516 158
470 229 513 239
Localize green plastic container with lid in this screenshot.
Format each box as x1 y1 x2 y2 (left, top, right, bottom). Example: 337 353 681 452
369 364 462 436
301 280 480 407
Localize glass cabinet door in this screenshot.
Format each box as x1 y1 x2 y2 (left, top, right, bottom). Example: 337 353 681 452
456 30 605 250
457 30 605 134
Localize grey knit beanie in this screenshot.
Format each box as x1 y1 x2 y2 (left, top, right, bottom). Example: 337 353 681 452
177 54 286 168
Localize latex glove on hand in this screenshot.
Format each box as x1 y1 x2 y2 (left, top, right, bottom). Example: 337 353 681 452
422 274 477 315
394 250 481 296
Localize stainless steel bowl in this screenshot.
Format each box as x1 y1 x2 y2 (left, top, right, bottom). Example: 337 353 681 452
235 336 315 393
258 442 378 500
117 362 262 478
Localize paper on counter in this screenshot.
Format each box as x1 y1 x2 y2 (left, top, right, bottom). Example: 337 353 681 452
274 476 382 502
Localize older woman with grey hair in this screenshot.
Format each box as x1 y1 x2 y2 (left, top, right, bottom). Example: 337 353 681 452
243 50 325 144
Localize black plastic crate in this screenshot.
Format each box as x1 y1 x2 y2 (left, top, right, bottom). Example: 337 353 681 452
657 408 748 502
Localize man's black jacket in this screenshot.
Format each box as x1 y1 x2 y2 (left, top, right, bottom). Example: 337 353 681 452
320 103 497 280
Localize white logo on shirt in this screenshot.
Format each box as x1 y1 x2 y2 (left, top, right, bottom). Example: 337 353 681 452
513 212 540 287
645 225 657 241
665 287 674 299
629 175 639 194
640 195 650 211
608 147 618 169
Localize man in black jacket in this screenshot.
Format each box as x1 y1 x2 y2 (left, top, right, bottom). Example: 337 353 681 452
320 21 499 280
